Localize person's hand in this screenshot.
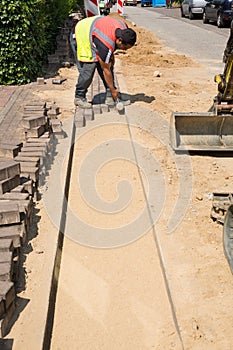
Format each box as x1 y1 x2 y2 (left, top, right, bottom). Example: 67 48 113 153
111 89 119 101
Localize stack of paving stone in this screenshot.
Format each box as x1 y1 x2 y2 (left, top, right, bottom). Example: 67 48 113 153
0 159 32 337
15 101 63 188
0 100 64 336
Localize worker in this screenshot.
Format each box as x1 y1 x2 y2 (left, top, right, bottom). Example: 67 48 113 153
74 15 137 109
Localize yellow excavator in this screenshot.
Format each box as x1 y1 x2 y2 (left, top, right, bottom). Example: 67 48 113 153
170 23 233 152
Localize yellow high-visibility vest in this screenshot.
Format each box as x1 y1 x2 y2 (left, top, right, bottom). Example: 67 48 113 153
75 16 101 62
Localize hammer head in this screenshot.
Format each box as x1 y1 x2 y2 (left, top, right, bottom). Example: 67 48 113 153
116 99 124 111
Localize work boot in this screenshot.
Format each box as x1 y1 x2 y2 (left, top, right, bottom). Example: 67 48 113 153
74 97 92 109
105 95 115 106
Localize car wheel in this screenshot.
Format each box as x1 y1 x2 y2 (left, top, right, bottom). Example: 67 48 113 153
189 9 194 20
203 12 209 24
181 8 185 17
217 14 223 27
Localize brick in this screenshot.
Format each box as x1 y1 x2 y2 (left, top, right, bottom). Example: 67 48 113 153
93 105 101 116
0 240 13 252
0 253 12 265
18 151 44 161
37 77 45 85
0 300 16 337
20 179 34 196
14 155 40 166
0 144 20 159
101 104 110 113
20 167 39 182
24 105 45 112
0 202 20 225
24 124 46 138
0 223 25 247
0 298 4 319
47 105 60 115
0 262 12 282
20 147 45 157
18 161 39 170
50 120 63 133
23 111 46 118
0 281 15 311
22 116 46 129
48 55 60 64
26 138 52 153
74 109 86 128
0 160 20 181
0 192 29 201
24 101 46 108
24 142 48 152
0 199 32 218
0 175 21 195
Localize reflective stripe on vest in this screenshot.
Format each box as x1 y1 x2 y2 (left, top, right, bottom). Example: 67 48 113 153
75 16 128 62
91 17 127 54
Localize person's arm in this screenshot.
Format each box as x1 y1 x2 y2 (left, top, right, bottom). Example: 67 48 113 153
98 56 119 101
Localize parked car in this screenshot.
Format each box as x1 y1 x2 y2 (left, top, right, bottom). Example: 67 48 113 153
124 0 137 5
203 0 233 27
181 0 207 19
141 0 152 6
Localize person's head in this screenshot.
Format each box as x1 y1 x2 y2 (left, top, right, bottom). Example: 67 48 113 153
115 28 137 50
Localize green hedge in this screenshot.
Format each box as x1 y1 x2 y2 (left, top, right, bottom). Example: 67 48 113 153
0 0 79 85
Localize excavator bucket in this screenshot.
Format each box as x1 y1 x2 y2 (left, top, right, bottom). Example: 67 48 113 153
170 22 233 152
170 111 233 152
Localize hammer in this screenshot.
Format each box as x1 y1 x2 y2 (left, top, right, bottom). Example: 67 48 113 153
116 98 124 111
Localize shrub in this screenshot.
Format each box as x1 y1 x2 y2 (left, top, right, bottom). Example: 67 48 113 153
0 0 79 85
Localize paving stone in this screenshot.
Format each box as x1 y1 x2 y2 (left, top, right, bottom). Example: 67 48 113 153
101 104 110 113
24 101 46 108
20 167 39 182
48 55 60 64
0 199 32 219
0 202 20 225
23 111 46 118
0 175 21 195
47 105 60 116
14 155 40 166
0 300 16 337
23 102 46 113
0 223 25 248
0 262 12 282
0 144 20 159
0 281 15 311
22 116 46 129
92 105 101 115
0 240 13 253
0 298 4 319
37 78 45 85
0 192 29 201
0 252 12 263
50 120 63 133
74 109 85 128
10 185 25 194
24 124 46 138
20 147 46 157
20 179 34 196
23 143 48 153
0 160 20 182
18 161 39 169
84 108 94 121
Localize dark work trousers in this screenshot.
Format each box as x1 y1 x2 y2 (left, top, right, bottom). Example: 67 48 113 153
75 60 115 99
